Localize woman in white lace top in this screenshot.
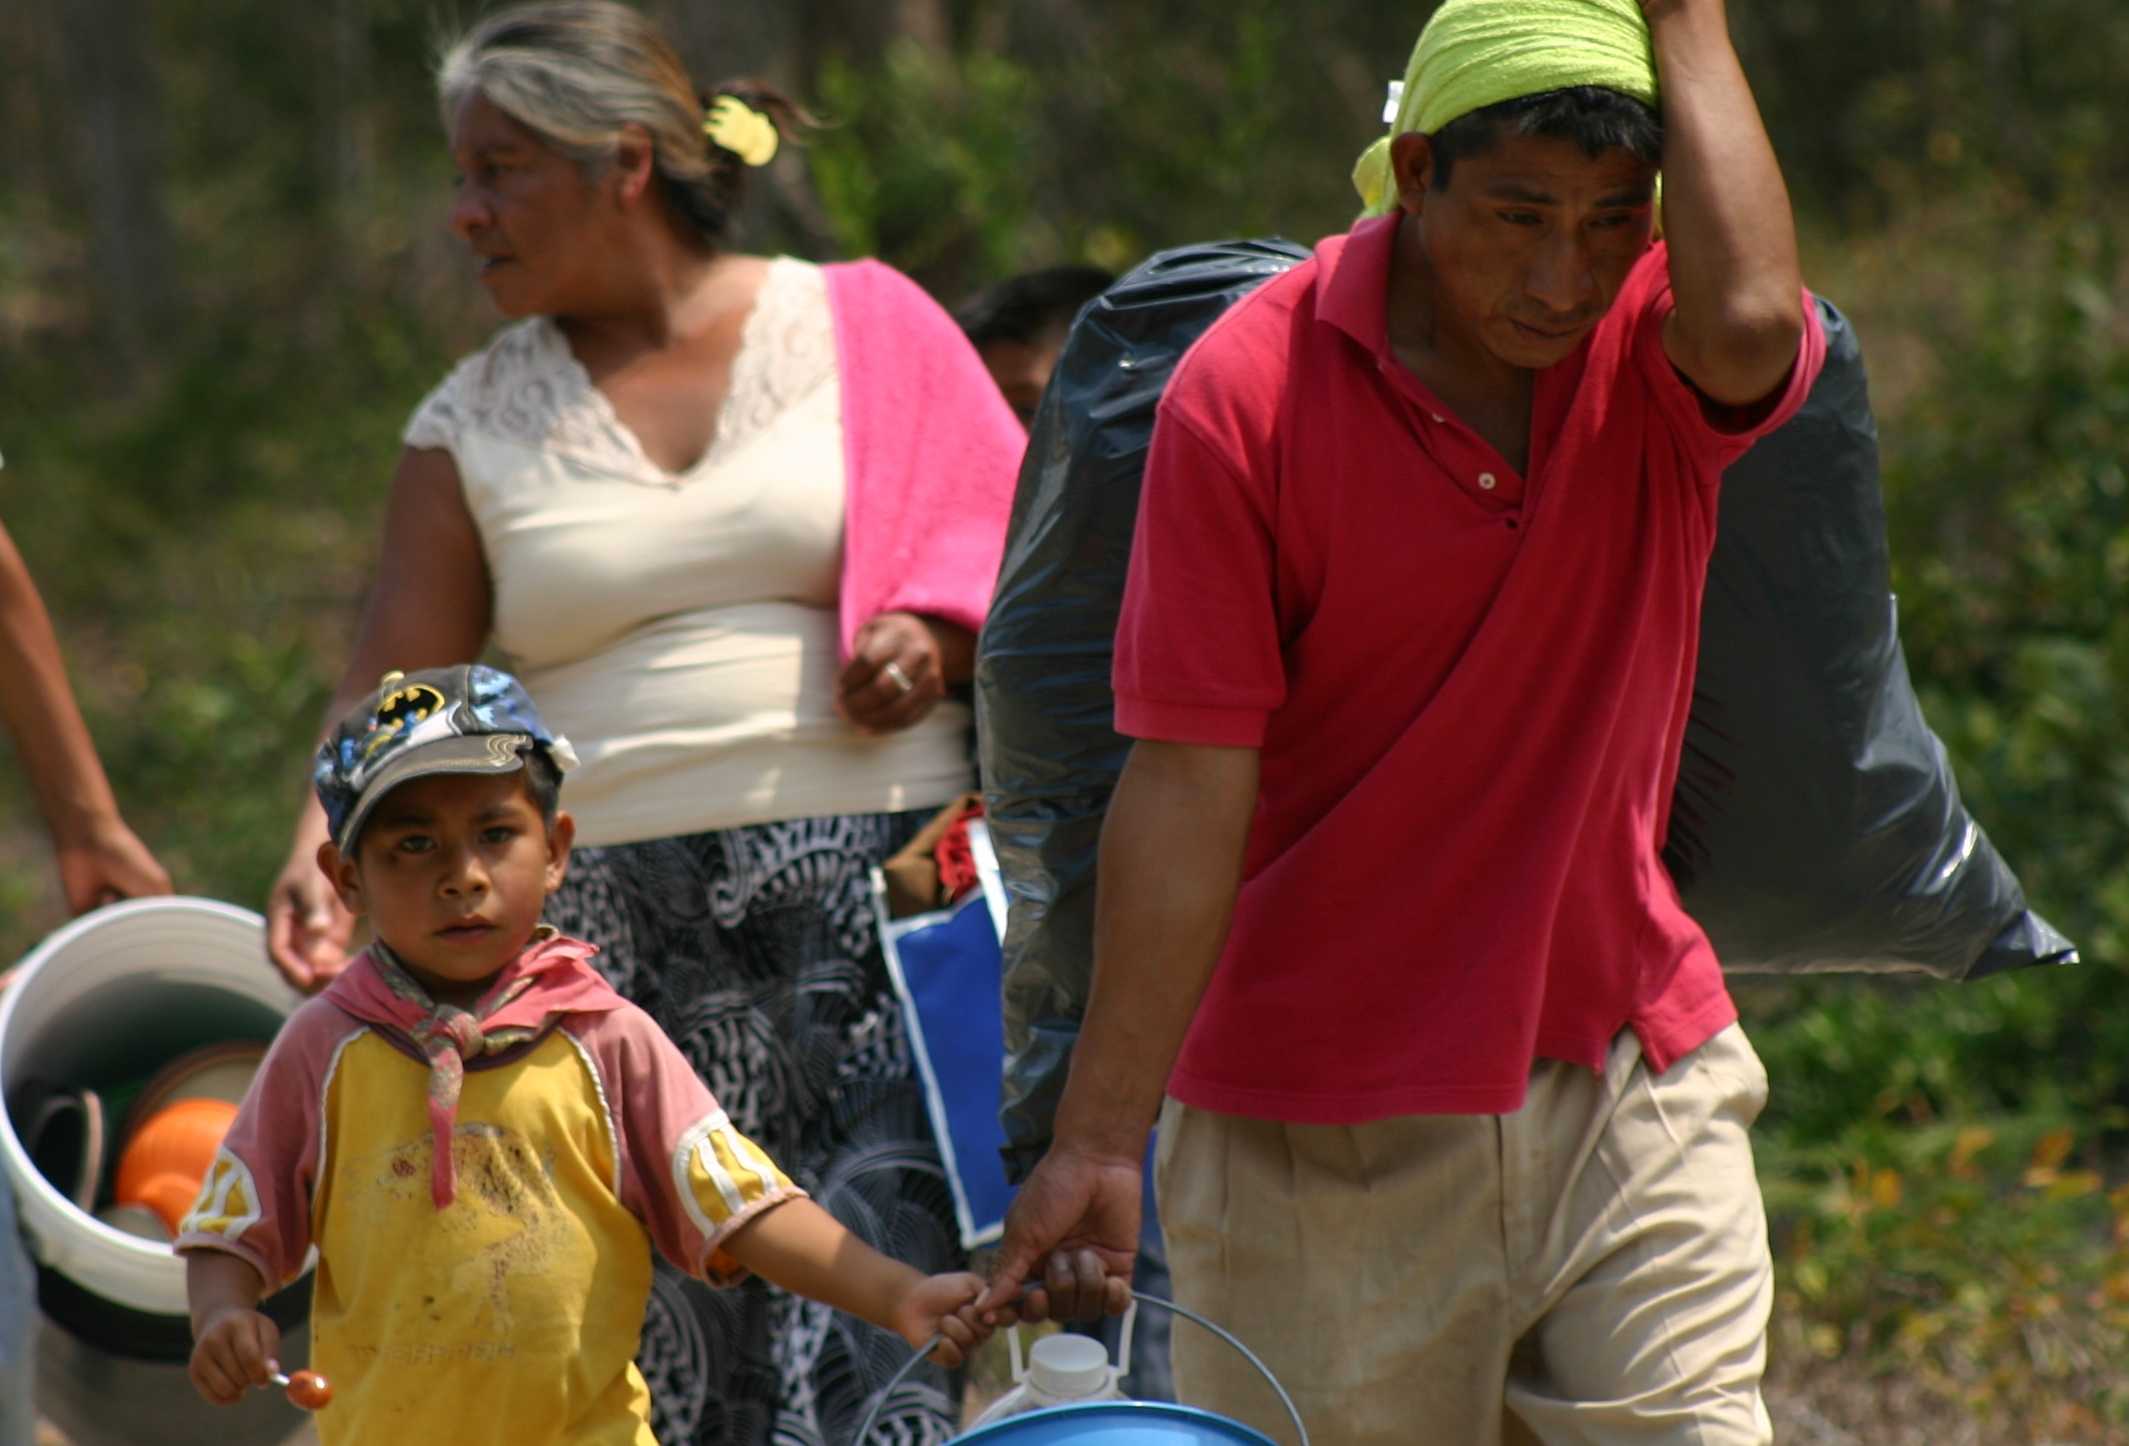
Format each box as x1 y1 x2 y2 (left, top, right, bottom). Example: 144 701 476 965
259 5 1024 1442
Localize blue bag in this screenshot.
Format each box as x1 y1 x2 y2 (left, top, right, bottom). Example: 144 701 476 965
873 821 1014 1250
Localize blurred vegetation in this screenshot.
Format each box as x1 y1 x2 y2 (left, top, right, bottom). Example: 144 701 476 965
1 0 2125 1434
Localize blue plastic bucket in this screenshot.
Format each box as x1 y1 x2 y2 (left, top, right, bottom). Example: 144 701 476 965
955 1400 1278 1444
853 1292 1307 1446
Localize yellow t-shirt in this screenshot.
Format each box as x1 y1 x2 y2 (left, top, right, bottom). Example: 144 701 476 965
179 965 802 1446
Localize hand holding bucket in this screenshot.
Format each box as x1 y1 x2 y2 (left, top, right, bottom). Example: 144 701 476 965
852 1289 1311 1445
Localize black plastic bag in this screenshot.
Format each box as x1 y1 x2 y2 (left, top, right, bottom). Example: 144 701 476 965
976 240 1312 1176
976 240 2074 1170
1667 301 2076 978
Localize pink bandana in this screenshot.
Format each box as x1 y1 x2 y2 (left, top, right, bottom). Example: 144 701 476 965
324 928 623 1208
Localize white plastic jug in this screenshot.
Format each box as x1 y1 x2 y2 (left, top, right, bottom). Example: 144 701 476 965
967 1309 1135 1427
853 1291 1306 1445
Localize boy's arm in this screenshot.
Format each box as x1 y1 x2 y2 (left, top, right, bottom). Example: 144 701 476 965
0 518 171 914
1645 0 1808 407
186 1251 280 1404
719 1197 993 1365
587 1011 993 1362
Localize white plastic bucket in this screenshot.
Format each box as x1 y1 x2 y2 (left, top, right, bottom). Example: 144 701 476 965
0 898 312 1316
1 897 318 1444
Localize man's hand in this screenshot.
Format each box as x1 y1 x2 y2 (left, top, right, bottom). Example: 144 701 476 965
980 1144 1141 1322
56 815 171 915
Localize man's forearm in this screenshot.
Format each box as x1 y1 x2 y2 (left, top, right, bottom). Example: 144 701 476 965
1647 0 1805 403
1051 740 1258 1160
0 530 123 846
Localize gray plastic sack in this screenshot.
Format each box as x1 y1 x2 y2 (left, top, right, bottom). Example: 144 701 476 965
976 239 2074 1172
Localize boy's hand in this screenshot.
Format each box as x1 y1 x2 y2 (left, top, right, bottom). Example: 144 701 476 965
892 1270 1004 1368
188 1305 280 1405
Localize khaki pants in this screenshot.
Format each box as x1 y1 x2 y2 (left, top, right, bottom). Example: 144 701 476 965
1155 1025 1773 1446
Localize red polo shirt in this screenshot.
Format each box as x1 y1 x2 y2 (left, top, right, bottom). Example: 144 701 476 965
1114 216 1825 1121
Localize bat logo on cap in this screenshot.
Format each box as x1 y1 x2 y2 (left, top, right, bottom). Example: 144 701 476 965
362 673 449 760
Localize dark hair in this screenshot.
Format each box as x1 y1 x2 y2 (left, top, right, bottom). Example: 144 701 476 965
1428 86 1662 191
438 2 814 250
955 265 1117 349
520 748 564 824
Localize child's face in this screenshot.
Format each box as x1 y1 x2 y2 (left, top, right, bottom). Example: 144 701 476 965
319 769 573 1003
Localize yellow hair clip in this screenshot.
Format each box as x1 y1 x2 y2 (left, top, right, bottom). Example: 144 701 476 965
704 95 778 167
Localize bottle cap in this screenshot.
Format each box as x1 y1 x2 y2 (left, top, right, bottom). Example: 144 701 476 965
1025 1333 1115 1399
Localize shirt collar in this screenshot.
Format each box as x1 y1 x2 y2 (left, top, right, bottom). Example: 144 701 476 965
1315 213 1404 361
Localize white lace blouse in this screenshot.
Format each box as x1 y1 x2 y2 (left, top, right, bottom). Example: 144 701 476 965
402 257 975 846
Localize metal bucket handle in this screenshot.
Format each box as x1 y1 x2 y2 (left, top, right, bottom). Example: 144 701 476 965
851 1288 1310 1446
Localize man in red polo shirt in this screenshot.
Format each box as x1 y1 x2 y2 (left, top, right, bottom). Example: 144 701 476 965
985 1 1825 1442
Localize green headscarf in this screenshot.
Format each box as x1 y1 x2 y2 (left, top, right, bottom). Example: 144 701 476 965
1352 0 1658 217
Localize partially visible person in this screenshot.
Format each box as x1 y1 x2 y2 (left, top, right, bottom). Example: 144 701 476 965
0 508 173 1446
183 665 999 1443
987 0 1824 1442
0 516 171 916
258 5 1024 1441
958 261 1180 1401
955 265 1115 425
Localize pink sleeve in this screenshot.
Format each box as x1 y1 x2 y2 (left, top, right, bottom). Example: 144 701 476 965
1112 403 1288 746
173 1000 354 1290
574 1010 807 1287
825 260 1027 659
1633 256 1829 470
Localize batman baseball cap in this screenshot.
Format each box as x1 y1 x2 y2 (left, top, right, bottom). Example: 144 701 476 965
315 664 578 853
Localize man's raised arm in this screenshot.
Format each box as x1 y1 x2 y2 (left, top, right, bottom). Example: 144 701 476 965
1647 0 1807 406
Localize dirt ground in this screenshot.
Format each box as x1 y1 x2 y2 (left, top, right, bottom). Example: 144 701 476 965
35 1330 2127 1444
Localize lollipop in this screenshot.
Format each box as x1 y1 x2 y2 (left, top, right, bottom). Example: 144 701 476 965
268 1367 333 1411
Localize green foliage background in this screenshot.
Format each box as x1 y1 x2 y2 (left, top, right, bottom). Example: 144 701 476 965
1 0 2125 1435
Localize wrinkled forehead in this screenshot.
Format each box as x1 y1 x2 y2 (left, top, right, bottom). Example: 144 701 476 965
446 89 545 158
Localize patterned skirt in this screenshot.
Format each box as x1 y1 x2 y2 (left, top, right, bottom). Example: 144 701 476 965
546 808 964 1446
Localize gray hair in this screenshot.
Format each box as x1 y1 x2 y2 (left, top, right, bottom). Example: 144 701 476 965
437 1 787 247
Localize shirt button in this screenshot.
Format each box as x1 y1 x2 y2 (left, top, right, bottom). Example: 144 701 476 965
1477 472 1497 490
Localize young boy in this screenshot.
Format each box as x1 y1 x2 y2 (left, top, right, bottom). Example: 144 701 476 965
177 664 996 1442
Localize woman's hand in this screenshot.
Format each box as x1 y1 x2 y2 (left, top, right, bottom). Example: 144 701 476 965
835 611 968 733
264 833 355 991
265 444 489 992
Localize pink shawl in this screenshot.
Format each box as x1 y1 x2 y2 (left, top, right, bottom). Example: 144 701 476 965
823 260 1027 660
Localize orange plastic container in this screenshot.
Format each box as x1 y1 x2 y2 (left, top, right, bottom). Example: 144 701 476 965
112 1098 239 1236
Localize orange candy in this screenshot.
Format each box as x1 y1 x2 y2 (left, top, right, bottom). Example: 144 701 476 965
284 1369 332 1411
